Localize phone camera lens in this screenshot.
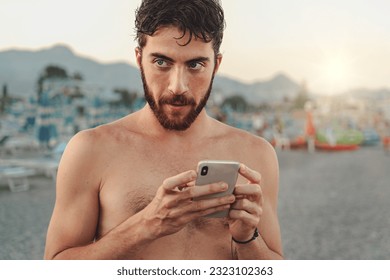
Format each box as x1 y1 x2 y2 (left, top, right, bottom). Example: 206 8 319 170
201 166 208 176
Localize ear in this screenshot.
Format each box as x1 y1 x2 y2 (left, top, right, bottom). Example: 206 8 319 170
213 53 223 75
135 47 142 68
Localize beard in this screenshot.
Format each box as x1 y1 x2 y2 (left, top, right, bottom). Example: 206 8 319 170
140 65 214 131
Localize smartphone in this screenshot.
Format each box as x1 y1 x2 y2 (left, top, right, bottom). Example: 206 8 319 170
195 160 240 218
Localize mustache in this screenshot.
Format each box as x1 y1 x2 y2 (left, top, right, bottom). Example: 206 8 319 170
159 95 196 106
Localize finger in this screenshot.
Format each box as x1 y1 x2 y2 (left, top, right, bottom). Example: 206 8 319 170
188 194 235 212
167 181 229 208
169 196 234 221
176 180 197 191
181 181 229 200
168 185 235 210
239 164 261 183
231 198 262 216
229 209 259 225
181 204 232 222
234 184 262 201
183 180 196 189
162 170 197 191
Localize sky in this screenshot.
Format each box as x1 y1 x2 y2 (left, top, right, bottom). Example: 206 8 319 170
1 0 390 95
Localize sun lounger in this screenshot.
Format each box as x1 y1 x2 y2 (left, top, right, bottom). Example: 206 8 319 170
0 166 36 192
0 141 65 185
0 158 59 181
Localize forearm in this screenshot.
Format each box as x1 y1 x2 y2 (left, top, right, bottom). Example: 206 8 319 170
233 235 283 260
50 214 154 260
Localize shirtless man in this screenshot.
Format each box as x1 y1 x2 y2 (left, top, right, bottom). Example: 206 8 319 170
44 0 283 260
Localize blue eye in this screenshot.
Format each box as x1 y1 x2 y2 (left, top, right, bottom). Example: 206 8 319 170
155 59 169 68
188 61 202 70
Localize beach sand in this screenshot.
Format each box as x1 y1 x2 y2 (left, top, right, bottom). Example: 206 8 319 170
278 146 390 259
1 146 389 259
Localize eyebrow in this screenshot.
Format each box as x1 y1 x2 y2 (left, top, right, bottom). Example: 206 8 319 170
150 52 210 64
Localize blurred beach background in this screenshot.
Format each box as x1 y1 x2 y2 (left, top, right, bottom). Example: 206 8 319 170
1 147 390 260
1 0 390 260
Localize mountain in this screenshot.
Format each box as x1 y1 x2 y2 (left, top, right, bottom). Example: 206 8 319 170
0 44 300 104
0 44 142 96
250 73 302 103
343 88 390 100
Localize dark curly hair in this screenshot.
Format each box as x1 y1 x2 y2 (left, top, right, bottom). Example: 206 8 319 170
135 0 225 55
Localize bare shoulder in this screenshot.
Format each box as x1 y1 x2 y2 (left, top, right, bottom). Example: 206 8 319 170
212 119 276 159
62 127 105 164
65 116 134 154
59 119 130 179
212 119 279 195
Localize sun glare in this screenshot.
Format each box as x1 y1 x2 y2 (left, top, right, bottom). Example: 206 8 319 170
324 58 348 82
318 55 355 95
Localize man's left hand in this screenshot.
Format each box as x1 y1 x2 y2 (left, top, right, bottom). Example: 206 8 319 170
228 164 263 242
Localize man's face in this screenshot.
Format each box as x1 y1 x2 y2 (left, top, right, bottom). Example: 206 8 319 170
136 26 221 131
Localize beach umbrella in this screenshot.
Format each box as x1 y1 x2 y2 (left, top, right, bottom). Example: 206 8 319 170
305 111 316 137
37 91 59 147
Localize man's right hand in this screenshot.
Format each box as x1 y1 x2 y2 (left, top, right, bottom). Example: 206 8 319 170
139 170 235 238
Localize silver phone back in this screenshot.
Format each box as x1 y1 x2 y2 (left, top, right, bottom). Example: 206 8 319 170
195 160 240 218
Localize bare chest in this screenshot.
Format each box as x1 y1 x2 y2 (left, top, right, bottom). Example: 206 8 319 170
97 138 240 236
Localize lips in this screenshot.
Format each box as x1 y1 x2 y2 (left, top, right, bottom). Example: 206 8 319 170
159 95 195 107
169 102 187 107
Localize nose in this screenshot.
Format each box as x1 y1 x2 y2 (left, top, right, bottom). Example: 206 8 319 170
168 67 189 95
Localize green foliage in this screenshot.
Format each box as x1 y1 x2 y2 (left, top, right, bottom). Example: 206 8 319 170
112 88 138 108
43 65 68 79
36 65 85 101
72 72 83 81
222 95 248 112
37 65 69 96
0 84 10 114
293 82 310 110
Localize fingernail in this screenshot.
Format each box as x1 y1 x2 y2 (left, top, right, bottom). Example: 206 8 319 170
221 183 228 190
190 170 197 179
